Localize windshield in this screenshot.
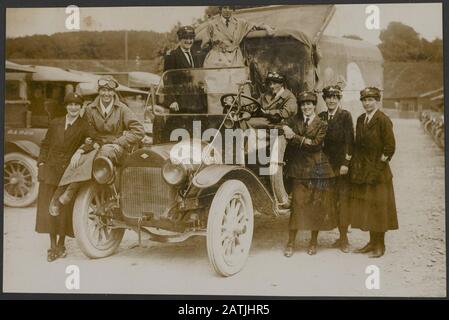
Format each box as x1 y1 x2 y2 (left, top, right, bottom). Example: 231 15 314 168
155 67 250 115
157 67 248 96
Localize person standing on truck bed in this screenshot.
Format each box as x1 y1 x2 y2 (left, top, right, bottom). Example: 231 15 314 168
200 5 275 68
163 25 203 113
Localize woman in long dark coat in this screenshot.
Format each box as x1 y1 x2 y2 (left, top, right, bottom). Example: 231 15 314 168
282 91 337 256
350 87 398 258
36 92 97 262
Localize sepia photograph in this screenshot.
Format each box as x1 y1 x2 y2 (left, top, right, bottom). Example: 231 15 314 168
2 2 446 298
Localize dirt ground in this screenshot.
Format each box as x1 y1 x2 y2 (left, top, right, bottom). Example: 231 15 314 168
2 119 446 297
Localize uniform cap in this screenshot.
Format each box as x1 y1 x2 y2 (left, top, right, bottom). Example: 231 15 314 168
177 25 196 39
322 85 342 98
360 87 381 100
297 91 318 105
64 92 83 105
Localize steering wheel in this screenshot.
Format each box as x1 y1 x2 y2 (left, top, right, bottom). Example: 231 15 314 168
220 93 262 115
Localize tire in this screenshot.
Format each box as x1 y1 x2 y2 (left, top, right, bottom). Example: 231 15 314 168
4 152 39 207
73 183 125 259
207 180 254 277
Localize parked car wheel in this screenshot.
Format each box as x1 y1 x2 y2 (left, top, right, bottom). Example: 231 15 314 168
73 183 125 259
4 152 39 207
207 179 254 277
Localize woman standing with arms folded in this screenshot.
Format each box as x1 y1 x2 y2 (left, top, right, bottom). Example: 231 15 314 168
350 87 398 258
282 91 337 256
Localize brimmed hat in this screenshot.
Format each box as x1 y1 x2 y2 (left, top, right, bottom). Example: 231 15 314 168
360 87 381 100
322 85 342 98
64 92 83 105
297 91 318 105
97 75 119 91
177 25 195 39
266 71 285 84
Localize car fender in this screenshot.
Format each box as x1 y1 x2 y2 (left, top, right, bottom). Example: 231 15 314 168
192 164 275 215
6 140 40 159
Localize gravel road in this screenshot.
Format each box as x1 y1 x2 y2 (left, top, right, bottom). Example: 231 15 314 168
3 119 446 297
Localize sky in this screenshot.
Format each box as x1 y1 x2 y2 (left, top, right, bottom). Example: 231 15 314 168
6 4 443 44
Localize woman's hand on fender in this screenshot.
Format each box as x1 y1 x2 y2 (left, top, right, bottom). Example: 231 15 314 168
69 150 83 169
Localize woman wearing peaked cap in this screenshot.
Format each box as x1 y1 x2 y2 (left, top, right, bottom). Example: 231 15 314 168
35 92 98 262
282 91 337 257
318 85 354 253
349 87 398 258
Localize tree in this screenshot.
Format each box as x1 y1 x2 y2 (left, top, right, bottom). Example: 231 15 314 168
378 22 443 62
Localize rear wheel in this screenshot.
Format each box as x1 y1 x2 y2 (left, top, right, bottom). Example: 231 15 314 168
73 183 125 259
4 152 38 207
207 180 254 277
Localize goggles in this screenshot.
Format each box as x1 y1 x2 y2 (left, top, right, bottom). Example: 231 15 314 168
266 72 284 83
98 78 119 90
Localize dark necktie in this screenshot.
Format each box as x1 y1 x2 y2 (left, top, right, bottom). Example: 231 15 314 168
329 114 333 121
225 18 230 27
304 117 309 128
185 51 193 67
104 111 108 118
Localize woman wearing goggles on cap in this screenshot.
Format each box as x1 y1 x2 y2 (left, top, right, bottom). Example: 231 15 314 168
259 71 297 123
54 76 145 207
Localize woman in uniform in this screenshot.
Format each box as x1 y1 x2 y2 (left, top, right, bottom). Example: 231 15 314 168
35 92 97 262
349 87 398 258
282 91 337 256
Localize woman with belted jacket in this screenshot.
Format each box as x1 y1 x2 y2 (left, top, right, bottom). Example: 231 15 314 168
282 91 337 256
35 92 98 262
349 87 398 258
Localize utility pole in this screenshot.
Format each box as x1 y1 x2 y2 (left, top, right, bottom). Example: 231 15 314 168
125 30 128 66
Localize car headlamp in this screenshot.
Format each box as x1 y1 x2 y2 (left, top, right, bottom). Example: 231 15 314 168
93 156 115 184
162 160 187 186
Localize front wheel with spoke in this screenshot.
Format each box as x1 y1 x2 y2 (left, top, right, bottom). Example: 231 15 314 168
207 180 254 277
4 152 39 207
73 183 124 259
